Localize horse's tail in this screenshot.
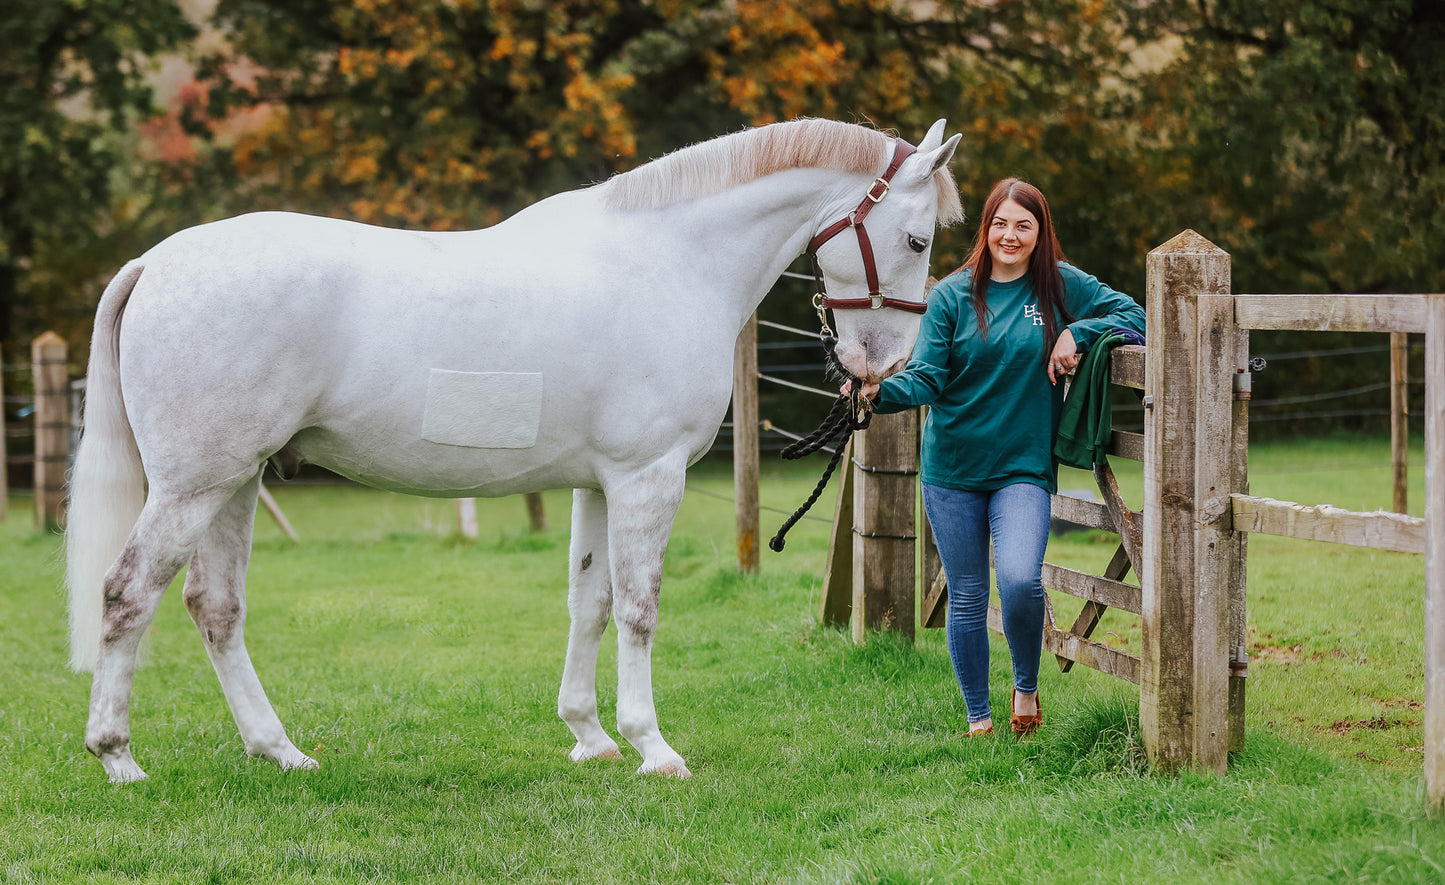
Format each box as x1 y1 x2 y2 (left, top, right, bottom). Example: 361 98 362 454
66 261 147 673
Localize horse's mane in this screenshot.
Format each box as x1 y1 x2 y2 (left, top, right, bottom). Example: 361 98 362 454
601 118 963 224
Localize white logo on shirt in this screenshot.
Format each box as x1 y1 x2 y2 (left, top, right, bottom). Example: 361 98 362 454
1024 305 1044 326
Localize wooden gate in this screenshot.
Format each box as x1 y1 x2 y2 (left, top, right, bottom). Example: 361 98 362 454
732 230 1444 805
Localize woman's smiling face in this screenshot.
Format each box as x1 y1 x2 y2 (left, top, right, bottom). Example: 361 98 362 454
987 198 1038 282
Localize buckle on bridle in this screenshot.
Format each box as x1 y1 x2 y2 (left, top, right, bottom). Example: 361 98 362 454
869 294 884 309
866 178 890 202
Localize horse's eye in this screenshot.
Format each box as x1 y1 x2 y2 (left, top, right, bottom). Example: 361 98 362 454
907 235 928 253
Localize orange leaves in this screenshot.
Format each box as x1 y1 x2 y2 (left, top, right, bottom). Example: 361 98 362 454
490 34 518 60
338 141 382 185
768 41 848 115
525 68 637 160
337 45 417 80
208 0 655 229
712 0 849 121
561 69 637 154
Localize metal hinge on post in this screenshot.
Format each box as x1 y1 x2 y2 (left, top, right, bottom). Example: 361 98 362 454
1233 357 1267 401
1229 645 1249 677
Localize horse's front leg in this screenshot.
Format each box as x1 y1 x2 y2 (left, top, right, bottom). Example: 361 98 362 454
558 488 623 763
605 461 691 777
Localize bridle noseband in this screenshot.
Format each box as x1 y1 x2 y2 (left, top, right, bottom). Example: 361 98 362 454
806 138 927 321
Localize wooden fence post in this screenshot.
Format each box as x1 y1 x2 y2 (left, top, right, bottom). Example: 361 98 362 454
0 344 7 523
1141 231 1235 774
1228 316 1251 753
258 483 300 541
850 409 917 642
920 451 944 630
818 437 855 628
32 331 69 531
1424 297 1445 811
524 491 547 532
733 314 760 573
457 497 479 539
1392 331 1409 515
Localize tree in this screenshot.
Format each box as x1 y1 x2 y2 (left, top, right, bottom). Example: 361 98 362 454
0 0 194 354
1164 0 1445 295
195 0 721 229
22 0 1435 441
1141 1 1445 435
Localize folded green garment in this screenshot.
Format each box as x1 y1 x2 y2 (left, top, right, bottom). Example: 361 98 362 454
1053 330 1131 470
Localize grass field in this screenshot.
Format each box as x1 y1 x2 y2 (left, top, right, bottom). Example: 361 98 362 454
0 434 1440 882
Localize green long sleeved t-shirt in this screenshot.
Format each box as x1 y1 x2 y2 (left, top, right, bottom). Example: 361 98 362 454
874 262 1145 494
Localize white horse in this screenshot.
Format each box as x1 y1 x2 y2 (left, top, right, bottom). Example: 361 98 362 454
66 118 962 783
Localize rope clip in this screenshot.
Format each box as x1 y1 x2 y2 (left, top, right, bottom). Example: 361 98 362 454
812 292 834 337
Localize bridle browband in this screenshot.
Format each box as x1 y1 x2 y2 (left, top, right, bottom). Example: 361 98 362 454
806 137 926 317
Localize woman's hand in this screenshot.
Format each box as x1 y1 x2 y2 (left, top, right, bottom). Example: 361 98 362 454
841 378 881 405
1048 328 1080 386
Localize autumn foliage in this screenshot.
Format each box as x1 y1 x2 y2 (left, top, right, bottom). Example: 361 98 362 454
4 0 1443 431
193 0 651 229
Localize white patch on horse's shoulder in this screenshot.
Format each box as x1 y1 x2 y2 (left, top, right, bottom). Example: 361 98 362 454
422 370 543 449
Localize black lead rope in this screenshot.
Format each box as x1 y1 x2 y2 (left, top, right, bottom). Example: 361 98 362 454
768 333 873 552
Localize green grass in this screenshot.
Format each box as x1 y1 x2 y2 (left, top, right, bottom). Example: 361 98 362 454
1051 431 1431 773
0 434 1440 883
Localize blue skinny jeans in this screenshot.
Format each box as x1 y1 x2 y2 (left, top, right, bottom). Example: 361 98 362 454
922 481 1050 723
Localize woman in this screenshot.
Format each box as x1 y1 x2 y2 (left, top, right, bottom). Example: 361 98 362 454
853 178 1145 737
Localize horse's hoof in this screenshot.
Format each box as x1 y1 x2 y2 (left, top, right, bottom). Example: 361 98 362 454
100 752 149 784
636 757 692 778
570 741 624 763
277 751 319 771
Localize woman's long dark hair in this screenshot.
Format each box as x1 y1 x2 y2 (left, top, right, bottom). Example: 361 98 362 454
959 178 1073 363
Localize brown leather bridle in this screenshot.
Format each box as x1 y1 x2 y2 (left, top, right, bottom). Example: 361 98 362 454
806 137 927 319
771 139 927 554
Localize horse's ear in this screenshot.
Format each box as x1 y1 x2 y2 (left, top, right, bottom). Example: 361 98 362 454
917 119 948 153
911 132 961 183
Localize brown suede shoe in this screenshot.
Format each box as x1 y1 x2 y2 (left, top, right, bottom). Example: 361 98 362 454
1010 690 1043 736
963 724 994 738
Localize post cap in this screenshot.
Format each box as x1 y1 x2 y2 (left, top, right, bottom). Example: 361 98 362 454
1149 229 1227 257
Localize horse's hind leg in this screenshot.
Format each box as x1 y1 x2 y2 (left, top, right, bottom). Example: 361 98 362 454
558 488 623 763
85 478 249 783
182 471 316 772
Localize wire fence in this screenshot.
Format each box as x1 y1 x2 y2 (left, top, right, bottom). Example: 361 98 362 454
1 331 1423 492
2 361 35 484
3 353 87 493
715 332 1427 454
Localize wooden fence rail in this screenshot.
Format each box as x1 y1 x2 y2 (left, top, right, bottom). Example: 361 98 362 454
1230 494 1425 554
1229 288 1445 809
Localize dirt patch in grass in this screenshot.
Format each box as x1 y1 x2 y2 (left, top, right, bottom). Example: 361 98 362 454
1378 697 1422 711
1252 643 1303 665
1322 715 1417 734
